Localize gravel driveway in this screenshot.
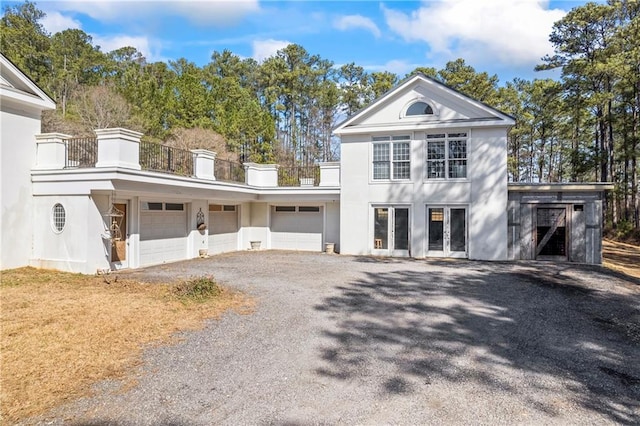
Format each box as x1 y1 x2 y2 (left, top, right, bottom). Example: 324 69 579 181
33 251 639 425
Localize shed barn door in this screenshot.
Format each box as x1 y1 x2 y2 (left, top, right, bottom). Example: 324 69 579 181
536 207 567 260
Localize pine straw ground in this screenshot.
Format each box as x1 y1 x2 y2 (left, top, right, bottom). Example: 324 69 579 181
603 238 640 279
0 268 253 424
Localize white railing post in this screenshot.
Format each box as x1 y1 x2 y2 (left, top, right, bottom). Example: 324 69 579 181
33 133 72 170
319 162 340 187
191 149 216 180
244 163 279 187
95 128 142 170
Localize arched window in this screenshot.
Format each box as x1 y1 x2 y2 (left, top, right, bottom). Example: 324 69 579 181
406 101 434 116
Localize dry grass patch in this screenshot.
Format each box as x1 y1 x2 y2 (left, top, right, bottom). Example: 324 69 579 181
603 239 640 280
0 268 253 423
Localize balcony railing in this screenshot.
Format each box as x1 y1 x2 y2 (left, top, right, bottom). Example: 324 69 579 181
42 130 337 187
278 165 320 187
139 142 194 177
65 137 97 168
214 158 245 183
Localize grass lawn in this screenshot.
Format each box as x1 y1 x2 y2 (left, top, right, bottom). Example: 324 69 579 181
0 268 253 423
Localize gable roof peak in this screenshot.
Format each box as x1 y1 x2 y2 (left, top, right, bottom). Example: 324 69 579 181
333 71 515 134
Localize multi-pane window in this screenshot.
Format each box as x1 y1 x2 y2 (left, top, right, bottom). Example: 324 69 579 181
372 136 411 180
426 132 468 179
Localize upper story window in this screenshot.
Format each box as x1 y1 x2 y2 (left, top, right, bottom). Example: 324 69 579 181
372 136 411 180
406 101 434 116
426 132 468 179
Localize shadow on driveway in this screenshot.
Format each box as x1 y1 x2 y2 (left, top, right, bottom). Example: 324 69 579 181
315 261 640 424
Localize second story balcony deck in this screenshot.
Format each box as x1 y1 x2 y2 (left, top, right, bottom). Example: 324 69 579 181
34 128 340 189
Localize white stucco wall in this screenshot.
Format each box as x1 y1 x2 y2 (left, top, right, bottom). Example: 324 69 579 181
325 201 341 252
30 194 112 273
339 127 509 260
1 106 41 269
468 127 508 260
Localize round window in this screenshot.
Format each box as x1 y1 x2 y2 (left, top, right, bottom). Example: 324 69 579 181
52 203 66 233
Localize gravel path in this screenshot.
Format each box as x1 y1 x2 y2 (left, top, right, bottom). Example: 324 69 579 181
30 251 640 425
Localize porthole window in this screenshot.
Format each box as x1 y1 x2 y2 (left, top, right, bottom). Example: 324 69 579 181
51 203 66 233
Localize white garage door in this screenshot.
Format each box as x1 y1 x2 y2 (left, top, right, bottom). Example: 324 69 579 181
271 206 323 251
140 203 187 266
208 205 239 255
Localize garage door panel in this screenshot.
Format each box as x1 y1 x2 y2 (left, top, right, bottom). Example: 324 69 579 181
209 211 238 234
209 211 238 254
141 212 186 240
271 208 323 251
271 232 322 250
140 210 187 265
209 233 237 254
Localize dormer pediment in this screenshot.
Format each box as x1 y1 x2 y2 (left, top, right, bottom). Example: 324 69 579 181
333 73 514 135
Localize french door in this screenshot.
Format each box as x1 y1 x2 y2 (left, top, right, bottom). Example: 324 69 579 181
372 206 410 256
426 206 467 258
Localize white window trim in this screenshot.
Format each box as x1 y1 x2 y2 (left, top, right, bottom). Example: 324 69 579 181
424 131 469 181
370 136 412 182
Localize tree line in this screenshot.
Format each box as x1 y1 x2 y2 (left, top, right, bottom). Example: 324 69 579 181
1 1 638 232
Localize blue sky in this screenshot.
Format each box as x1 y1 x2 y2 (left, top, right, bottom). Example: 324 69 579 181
22 0 597 84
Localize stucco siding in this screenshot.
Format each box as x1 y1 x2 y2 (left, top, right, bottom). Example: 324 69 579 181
325 201 340 252
30 195 110 274
467 127 508 260
1 107 40 269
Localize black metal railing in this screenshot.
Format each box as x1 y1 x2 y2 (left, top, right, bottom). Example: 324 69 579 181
214 158 245 183
65 137 98 168
139 142 194 177
277 165 320 187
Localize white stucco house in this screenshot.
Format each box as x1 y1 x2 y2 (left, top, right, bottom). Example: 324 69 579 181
0 54 611 274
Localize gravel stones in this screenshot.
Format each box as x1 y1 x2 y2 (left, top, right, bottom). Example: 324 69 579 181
28 252 640 425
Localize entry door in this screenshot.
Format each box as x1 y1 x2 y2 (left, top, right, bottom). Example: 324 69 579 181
427 206 467 258
373 206 410 256
110 202 128 269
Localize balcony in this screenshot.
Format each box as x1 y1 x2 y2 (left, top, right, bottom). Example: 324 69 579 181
34 128 339 188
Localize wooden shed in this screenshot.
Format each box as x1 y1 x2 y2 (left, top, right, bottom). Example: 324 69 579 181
507 183 613 264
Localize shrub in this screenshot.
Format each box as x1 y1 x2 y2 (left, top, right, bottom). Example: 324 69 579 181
172 276 221 302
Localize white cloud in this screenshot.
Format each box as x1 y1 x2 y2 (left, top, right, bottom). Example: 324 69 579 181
41 11 82 34
363 59 424 76
47 0 260 26
252 39 291 62
91 34 165 62
382 0 566 66
334 14 381 38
